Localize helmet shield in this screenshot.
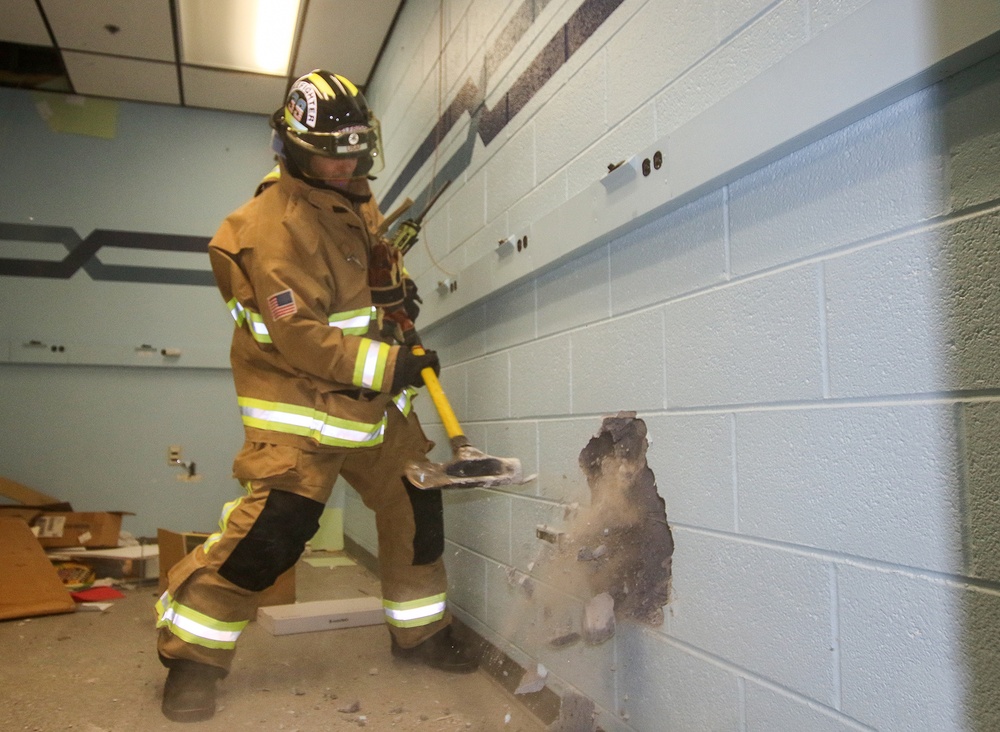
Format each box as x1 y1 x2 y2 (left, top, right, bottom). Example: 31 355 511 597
276 70 384 181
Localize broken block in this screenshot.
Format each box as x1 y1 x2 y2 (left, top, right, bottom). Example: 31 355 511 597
582 592 615 645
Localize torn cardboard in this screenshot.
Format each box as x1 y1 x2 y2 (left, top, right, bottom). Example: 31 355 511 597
0 517 76 620
0 475 132 549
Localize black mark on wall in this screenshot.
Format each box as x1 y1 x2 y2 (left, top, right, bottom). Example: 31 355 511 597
0 222 213 286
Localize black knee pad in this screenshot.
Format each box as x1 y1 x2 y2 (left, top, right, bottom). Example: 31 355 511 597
404 479 444 565
218 490 324 591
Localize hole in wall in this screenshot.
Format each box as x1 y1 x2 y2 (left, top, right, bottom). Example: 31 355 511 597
573 411 672 627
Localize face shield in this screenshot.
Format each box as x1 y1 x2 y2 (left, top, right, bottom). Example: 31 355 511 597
284 118 384 181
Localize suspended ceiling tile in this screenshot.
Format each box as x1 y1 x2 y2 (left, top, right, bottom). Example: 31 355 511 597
40 0 175 61
181 66 286 116
293 0 402 84
62 52 181 105
1 0 53 46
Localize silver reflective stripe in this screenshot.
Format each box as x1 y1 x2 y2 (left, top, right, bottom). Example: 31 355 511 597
229 300 245 325
329 307 375 334
249 316 269 338
360 341 381 389
239 401 385 446
384 600 447 622
158 605 243 644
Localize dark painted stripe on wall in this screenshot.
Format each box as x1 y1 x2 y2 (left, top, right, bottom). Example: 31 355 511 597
381 0 625 212
0 222 213 286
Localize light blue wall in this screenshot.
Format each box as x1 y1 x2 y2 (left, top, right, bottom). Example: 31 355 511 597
1 1 998 728
0 88 275 535
355 1 1000 730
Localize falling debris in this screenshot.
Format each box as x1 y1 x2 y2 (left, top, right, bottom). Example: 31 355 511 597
548 631 581 649
549 692 596 732
536 525 566 545
574 412 672 626
582 592 615 645
337 700 362 713
514 663 549 695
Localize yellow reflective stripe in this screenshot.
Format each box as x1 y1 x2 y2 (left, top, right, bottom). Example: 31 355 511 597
156 591 248 650
227 297 246 326
245 311 271 343
238 396 386 448
231 303 373 343
393 387 415 416
203 490 249 555
354 339 390 390
329 306 375 335
227 300 272 344
383 593 447 628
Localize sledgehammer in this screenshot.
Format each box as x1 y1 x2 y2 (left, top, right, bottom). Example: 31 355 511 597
405 344 532 490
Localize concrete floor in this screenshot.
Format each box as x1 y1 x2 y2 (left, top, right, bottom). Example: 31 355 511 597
2 553 549 731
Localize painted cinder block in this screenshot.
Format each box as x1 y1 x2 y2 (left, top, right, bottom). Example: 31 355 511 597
486 124 536 224
510 335 572 418
663 266 824 407
422 307 487 366
643 412 734 532
727 87 947 277
736 404 964 574
509 494 571 577
483 560 618 715
447 167 487 250
465 351 511 421
825 213 1000 397
565 104 655 200
537 244 610 338
478 278 537 351
944 53 1000 214
962 401 1000 583
668 527 836 701
535 417 601 506
534 56 607 185
570 308 665 415
609 189 727 316
483 419 539 486
655 0 808 136
744 683 862 732
443 489 513 563
443 544 488 619
838 563 1000 732
619 625 741 732
605 0 716 128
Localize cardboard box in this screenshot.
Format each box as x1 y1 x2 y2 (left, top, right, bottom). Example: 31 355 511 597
0 476 64 507
0 516 76 620
0 476 132 549
257 596 383 636
157 529 295 607
29 510 132 549
48 545 160 582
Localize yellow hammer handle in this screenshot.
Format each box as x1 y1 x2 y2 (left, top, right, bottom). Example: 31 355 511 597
411 345 463 440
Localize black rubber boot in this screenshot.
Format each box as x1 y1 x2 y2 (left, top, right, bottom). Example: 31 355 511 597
391 625 479 674
161 661 221 722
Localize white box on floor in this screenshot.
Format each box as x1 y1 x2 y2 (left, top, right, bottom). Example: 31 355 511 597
257 596 383 636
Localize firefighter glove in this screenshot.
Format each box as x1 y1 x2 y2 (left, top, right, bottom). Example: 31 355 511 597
391 348 440 392
402 277 422 323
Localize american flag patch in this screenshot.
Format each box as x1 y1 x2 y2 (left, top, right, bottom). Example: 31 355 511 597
268 289 297 320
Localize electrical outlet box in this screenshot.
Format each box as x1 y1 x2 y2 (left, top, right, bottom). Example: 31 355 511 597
167 446 182 464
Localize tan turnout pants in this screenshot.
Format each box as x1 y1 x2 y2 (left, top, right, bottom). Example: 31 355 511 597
156 408 450 673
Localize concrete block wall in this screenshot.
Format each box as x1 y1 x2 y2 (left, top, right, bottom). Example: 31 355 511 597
345 0 1000 729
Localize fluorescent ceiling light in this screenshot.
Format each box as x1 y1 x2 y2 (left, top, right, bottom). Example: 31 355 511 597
179 0 302 76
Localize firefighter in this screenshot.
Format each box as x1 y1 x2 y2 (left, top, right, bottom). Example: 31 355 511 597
156 70 476 723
